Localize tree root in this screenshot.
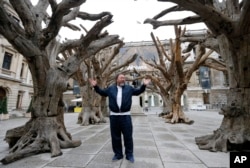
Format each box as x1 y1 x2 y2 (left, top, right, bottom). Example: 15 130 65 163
1 139 50 164
195 129 228 152
195 111 250 152
78 109 103 126
163 112 194 125
1 117 81 164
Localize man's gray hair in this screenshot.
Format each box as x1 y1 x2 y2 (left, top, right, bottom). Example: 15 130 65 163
115 73 124 81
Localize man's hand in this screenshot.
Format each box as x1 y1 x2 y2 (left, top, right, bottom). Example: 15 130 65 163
89 78 97 87
143 78 151 86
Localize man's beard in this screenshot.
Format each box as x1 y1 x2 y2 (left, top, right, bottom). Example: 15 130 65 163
119 82 125 86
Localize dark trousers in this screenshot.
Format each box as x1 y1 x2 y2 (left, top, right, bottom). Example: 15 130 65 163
109 115 133 158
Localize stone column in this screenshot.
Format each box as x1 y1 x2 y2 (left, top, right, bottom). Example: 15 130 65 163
151 94 155 107
131 96 145 116
144 92 148 107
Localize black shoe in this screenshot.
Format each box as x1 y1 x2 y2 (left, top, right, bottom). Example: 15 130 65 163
126 156 135 163
112 155 123 161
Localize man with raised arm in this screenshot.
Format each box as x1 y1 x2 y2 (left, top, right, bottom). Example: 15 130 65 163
89 73 150 163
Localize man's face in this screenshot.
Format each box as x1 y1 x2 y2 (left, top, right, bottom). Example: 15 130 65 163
117 74 126 86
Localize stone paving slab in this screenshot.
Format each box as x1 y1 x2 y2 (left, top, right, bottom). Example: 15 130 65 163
0 111 230 168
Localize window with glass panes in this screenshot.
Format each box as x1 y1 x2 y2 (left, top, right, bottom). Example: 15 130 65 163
2 52 13 70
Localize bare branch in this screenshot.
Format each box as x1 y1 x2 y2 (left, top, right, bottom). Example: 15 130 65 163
140 56 171 82
109 54 137 76
202 57 227 72
0 2 24 36
9 0 35 35
185 44 206 80
63 23 81 31
62 7 80 25
77 11 112 21
33 1 49 29
62 11 112 31
182 53 191 62
59 38 83 54
60 14 114 55
180 32 220 53
102 43 124 73
60 35 122 77
151 32 167 71
158 39 171 61
144 15 202 29
145 75 169 96
174 26 185 83
80 15 114 49
41 0 86 48
238 0 250 34
152 0 234 36
198 49 214 65
85 35 122 58
80 24 88 34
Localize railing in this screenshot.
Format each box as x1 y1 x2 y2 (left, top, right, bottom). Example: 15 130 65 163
189 103 226 110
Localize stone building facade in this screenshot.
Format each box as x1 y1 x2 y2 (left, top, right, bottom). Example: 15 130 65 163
185 64 228 110
0 1 33 117
0 36 33 113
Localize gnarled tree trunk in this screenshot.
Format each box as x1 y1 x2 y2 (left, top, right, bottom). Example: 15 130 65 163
164 87 193 124
77 85 101 126
2 69 81 164
195 35 250 151
100 97 108 117
158 93 171 116
0 0 122 163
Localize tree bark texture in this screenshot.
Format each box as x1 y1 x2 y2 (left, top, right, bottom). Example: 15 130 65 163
196 35 250 152
1 69 81 164
0 0 122 164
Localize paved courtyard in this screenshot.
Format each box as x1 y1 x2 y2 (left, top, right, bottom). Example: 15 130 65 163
0 110 229 168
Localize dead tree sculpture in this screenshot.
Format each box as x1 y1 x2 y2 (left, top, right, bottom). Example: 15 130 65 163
142 29 226 124
145 0 250 152
0 0 122 164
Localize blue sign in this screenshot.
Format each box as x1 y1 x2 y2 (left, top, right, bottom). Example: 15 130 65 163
73 80 80 95
199 66 211 89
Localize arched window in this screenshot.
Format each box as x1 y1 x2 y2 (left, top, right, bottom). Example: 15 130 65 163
0 87 7 101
